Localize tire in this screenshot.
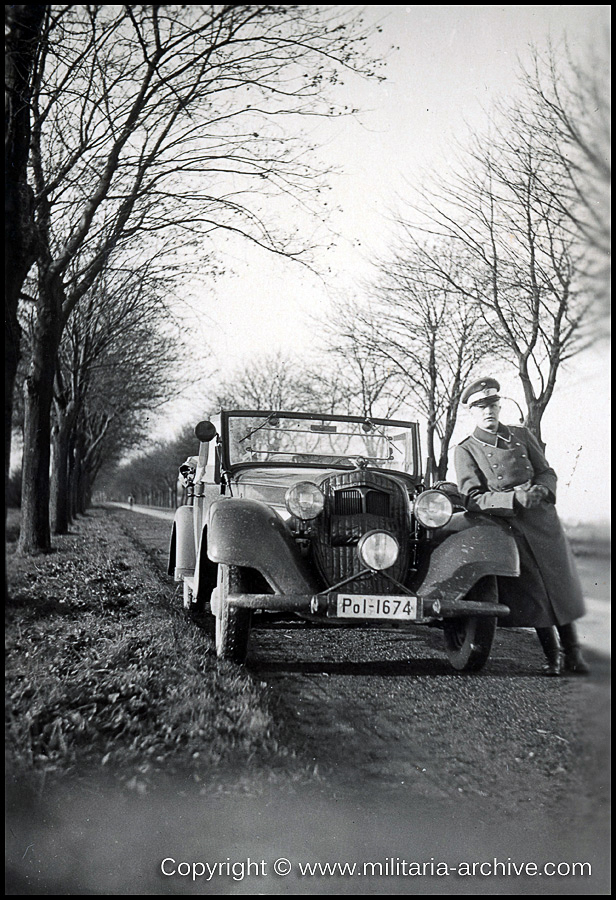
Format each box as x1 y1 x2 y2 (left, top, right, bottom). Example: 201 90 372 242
215 564 252 663
442 576 498 672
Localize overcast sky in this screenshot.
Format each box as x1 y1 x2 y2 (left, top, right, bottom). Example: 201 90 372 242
164 5 610 524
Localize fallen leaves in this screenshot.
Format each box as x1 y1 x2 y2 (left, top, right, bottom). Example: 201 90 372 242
6 508 285 791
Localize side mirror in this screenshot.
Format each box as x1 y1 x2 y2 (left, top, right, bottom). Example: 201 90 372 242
194 421 217 473
195 420 217 442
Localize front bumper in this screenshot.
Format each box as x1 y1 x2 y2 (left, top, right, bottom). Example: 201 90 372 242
225 592 510 619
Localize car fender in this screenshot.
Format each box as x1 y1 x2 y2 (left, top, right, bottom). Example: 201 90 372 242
207 497 319 594
168 505 196 580
413 513 520 601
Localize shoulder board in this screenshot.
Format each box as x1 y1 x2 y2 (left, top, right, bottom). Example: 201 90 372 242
456 436 473 449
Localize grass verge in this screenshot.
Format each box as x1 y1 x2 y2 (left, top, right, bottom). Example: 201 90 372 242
5 507 296 793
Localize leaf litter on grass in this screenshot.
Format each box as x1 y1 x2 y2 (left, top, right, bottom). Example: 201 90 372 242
6 507 300 793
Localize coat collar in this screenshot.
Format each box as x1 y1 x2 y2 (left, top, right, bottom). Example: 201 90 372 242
471 423 512 447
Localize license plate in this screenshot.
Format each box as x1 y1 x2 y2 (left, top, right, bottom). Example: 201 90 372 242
336 594 419 619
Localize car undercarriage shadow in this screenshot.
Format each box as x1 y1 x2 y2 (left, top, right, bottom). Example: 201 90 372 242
247 621 547 678
247 655 541 677
249 657 453 676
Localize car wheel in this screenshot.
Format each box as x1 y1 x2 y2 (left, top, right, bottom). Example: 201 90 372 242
215 564 252 663
442 576 498 672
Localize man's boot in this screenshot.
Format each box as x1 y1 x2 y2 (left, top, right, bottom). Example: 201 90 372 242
558 623 590 675
536 627 563 676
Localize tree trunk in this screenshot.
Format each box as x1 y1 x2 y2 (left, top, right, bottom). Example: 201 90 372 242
5 299 21 513
71 440 84 516
19 367 54 553
517 358 547 446
79 458 96 515
77 464 89 515
5 5 46 529
67 434 78 522
436 449 450 482
74 436 92 516
425 420 438 484
17 291 63 554
50 405 75 534
523 404 546 448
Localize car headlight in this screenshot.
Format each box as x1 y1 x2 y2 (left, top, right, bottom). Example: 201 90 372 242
285 482 325 520
413 490 453 528
357 530 400 571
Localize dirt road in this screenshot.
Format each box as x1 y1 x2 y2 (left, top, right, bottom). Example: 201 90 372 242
6 508 610 895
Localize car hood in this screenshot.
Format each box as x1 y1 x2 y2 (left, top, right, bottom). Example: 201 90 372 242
232 466 335 513
231 466 415 513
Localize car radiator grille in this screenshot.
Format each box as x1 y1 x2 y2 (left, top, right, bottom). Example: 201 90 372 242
334 488 391 516
311 471 410 593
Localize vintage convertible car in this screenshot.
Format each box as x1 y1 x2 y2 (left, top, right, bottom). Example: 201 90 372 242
168 410 520 671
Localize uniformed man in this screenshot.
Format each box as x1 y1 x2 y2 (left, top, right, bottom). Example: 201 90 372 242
454 377 589 676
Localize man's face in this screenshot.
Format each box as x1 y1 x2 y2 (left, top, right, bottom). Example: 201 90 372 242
471 399 501 432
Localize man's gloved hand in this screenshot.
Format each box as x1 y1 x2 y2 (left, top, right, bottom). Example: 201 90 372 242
514 485 542 509
529 484 550 501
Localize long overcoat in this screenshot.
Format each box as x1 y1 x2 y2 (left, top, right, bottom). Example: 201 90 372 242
454 423 585 628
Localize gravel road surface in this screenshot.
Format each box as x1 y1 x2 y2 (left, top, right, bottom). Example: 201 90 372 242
7 508 610 895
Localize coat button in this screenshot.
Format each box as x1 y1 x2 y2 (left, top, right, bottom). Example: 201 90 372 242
497 475 503 480
487 453 493 457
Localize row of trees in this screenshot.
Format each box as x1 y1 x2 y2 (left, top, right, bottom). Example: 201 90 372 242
102 423 198 508
108 35 609 503
6 5 383 554
11 260 181 520
8 8 608 534
100 346 397 504
327 42 610 478
102 325 408 504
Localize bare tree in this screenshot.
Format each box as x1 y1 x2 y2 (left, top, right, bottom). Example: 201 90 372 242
66 310 180 518
5 5 45 523
327 240 493 478
101 423 199 509
209 346 397 418
211 350 322 412
49 262 179 532
320 318 405 419
521 40 610 312
405 49 602 442
17 5 382 553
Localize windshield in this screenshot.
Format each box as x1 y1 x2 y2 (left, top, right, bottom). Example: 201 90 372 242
223 411 420 477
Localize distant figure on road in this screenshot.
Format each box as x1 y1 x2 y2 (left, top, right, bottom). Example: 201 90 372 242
128 494 134 508
455 377 589 677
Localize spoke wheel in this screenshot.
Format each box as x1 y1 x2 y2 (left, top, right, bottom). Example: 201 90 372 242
215 565 252 663
443 576 498 672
